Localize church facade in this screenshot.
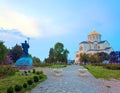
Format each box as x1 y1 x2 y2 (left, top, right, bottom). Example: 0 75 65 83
75 30 113 63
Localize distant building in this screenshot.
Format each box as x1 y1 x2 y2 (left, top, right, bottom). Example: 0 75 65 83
75 30 113 63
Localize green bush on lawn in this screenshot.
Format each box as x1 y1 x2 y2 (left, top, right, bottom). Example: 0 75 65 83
103 64 120 70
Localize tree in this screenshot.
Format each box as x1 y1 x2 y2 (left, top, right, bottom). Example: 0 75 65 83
48 48 55 63
62 49 69 63
89 54 99 64
53 42 69 63
0 41 8 64
79 53 89 64
9 44 23 62
49 48 54 57
33 56 41 66
97 52 109 63
54 42 64 62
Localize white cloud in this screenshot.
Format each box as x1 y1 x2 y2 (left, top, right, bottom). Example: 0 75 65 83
0 7 41 38
0 6 77 39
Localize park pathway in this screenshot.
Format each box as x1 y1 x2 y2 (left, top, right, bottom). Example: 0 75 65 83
26 65 108 93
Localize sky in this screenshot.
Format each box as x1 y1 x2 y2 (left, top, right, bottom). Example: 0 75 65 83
0 0 120 61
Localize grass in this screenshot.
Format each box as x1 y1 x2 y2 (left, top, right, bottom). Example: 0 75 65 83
37 63 67 68
83 65 120 80
0 71 47 93
49 64 67 68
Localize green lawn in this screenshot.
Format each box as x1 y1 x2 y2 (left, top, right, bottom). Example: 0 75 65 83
83 65 120 80
0 71 47 93
49 64 67 68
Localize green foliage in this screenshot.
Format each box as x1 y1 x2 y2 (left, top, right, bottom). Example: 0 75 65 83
7 86 14 93
36 70 43 75
14 84 22 92
79 53 89 64
0 66 18 78
23 83 27 88
33 76 39 82
103 64 120 70
27 79 33 85
54 42 69 63
50 64 67 68
9 44 23 62
39 74 44 79
89 54 99 64
33 56 41 66
33 69 36 73
0 41 8 64
97 52 109 62
39 63 50 67
28 70 31 73
0 69 47 93
47 48 55 63
83 65 120 79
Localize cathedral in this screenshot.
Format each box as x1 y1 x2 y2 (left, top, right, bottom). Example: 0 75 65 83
75 30 113 63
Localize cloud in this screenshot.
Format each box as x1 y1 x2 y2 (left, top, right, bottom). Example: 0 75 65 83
0 7 41 38
0 29 25 42
0 7 72 38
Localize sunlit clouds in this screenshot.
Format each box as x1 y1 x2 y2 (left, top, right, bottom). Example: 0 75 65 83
0 7 41 38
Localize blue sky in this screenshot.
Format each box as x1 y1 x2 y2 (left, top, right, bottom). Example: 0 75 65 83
0 0 120 61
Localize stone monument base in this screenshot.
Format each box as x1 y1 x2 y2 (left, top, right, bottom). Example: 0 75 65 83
15 56 33 66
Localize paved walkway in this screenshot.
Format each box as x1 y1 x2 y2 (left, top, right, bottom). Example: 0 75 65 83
26 65 108 93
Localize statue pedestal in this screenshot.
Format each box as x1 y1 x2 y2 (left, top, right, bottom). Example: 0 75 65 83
15 56 33 66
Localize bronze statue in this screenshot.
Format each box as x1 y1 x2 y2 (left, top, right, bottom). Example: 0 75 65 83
22 40 29 56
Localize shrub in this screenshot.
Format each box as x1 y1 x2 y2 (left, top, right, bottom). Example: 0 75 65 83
36 70 43 75
0 66 18 78
23 83 27 88
14 84 22 92
7 86 14 93
103 64 120 70
39 63 50 67
28 70 31 73
27 79 33 85
33 76 39 82
33 69 36 73
39 74 44 79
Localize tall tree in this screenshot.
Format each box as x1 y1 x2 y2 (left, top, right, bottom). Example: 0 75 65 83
9 44 23 62
0 41 8 64
54 42 64 62
54 42 69 63
48 48 55 63
62 49 69 63
33 56 41 66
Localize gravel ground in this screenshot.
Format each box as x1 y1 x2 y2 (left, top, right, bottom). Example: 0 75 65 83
98 79 120 93
26 65 108 93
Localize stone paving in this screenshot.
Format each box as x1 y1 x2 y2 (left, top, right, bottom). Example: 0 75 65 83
26 65 108 93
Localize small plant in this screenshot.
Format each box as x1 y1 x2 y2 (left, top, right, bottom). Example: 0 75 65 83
39 74 44 79
14 84 22 92
36 70 43 75
28 70 31 73
27 79 33 85
24 70 28 76
33 69 36 73
33 76 39 82
23 83 27 88
106 85 111 88
7 86 14 93
39 70 43 74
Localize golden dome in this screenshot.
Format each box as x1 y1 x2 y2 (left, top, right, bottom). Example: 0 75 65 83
90 30 99 35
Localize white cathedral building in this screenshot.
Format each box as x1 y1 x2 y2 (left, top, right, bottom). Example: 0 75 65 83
75 30 113 63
